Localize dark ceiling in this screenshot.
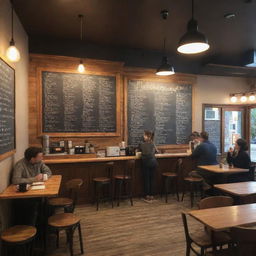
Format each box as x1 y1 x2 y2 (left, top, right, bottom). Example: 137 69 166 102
12 0 256 76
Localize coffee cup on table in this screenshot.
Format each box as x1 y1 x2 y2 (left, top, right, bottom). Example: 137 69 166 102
43 174 48 181
17 183 29 192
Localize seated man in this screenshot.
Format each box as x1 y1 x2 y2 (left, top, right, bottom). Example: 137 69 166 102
12 147 52 226
12 147 51 184
190 131 218 190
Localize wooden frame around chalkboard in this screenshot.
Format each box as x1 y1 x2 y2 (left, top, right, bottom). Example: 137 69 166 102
123 75 195 147
37 68 121 137
0 58 16 161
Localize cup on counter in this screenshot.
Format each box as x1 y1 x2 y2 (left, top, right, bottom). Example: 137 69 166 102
43 173 48 181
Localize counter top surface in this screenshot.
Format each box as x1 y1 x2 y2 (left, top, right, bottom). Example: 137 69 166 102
43 152 190 164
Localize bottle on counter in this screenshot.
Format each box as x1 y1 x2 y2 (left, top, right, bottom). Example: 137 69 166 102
119 141 126 156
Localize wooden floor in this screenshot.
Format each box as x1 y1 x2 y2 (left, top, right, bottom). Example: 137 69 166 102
47 195 202 256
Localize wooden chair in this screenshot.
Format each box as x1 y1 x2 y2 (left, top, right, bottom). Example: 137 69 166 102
47 213 84 256
230 226 256 256
198 196 234 210
161 158 181 203
1 225 37 256
198 196 233 252
181 167 204 208
48 178 83 213
113 160 134 206
93 162 114 210
181 212 232 256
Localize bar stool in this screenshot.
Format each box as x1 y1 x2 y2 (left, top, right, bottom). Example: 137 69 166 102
93 162 114 210
1 225 37 256
161 158 181 203
48 178 83 214
113 160 134 206
181 169 203 207
47 213 84 256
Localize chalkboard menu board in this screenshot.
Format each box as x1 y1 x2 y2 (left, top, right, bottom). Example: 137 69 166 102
204 120 221 153
0 58 15 155
127 79 192 146
42 71 117 133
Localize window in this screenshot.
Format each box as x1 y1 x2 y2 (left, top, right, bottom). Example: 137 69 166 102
203 104 255 161
250 107 256 162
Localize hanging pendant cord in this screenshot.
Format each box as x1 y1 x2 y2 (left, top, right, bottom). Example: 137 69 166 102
79 14 84 41
11 3 14 40
192 0 194 19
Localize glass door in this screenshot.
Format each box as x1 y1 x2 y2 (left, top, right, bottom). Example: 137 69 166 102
223 108 244 152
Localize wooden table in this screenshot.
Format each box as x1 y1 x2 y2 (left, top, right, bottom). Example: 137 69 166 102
189 203 256 231
214 182 256 197
0 175 62 199
198 165 249 174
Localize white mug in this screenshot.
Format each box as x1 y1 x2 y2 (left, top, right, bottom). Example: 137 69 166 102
43 173 48 181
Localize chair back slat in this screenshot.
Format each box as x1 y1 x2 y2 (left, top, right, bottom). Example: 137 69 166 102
199 196 234 209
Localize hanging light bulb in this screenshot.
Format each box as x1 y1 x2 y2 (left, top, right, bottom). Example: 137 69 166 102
6 3 20 62
156 11 175 76
240 94 247 102
77 14 85 72
78 59 85 73
230 94 237 103
249 93 255 101
177 0 209 54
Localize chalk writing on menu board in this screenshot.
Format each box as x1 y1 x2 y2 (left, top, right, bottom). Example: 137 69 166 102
42 71 116 133
127 80 192 146
204 120 221 153
0 58 15 154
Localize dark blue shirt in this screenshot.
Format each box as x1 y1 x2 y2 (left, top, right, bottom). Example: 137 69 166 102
191 140 218 166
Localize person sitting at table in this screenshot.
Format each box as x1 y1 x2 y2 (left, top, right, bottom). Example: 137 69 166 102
189 131 200 152
12 146 52 184
12 147 52 226
226 138 251 182
189 131 218 190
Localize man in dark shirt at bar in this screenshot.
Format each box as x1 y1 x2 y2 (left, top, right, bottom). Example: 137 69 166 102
190 131 218 190
12 147 52 226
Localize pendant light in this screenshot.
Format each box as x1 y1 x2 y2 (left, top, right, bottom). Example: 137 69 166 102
156 38 175 76
6 1 20 62
156 10 175 76
177 0 209 54
77 14 85 73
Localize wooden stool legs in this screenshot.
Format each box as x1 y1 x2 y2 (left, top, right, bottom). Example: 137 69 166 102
161 176 179 203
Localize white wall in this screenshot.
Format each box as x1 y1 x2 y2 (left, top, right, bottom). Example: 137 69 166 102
0 0 28 231
193 75 250 131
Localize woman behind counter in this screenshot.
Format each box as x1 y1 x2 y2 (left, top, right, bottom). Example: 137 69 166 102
227 138 251 182
139 130 158 203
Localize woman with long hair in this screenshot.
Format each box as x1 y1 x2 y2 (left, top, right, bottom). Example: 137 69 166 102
139 130 158 203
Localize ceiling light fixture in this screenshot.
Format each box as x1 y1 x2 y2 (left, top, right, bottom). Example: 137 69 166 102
6 1 20 62
177 0 209 54
77 14 85 73
156 10 175 76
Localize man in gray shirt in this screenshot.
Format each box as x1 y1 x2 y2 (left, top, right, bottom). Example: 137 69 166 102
12 147 51 226
12 147 52 184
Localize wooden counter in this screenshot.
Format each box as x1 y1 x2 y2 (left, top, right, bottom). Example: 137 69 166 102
44 153 194 204
43 152 190 164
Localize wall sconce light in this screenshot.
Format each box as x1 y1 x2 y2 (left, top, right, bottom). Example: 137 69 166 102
249 93 255 101
240 94 247 102
230 94 237 103
230 92 256 103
